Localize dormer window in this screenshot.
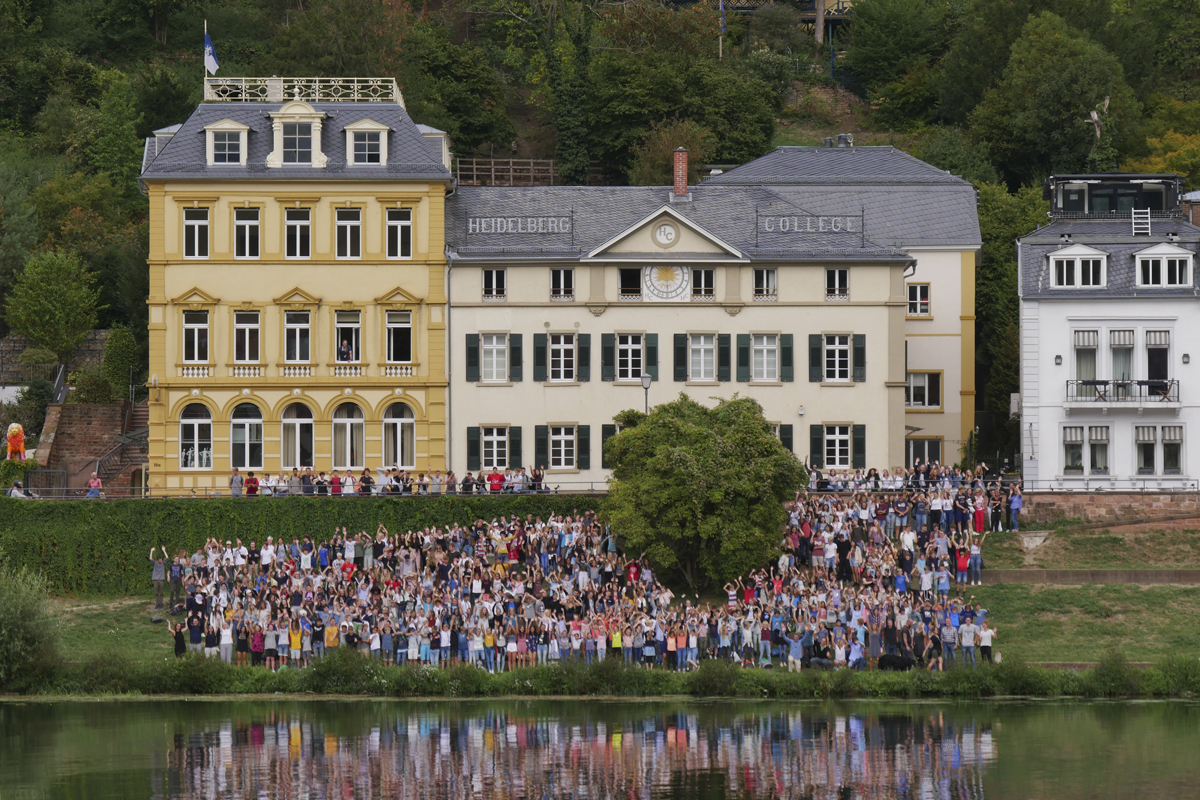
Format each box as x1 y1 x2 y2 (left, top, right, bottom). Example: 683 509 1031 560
203 119 249 166
343 119 390 166
1135 243 1194 287
267 101 327 168
1050 244 1108 288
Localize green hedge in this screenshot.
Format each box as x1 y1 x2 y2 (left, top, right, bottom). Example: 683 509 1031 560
0 495 602 596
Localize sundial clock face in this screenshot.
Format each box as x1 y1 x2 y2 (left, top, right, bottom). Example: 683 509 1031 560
643 265 689 300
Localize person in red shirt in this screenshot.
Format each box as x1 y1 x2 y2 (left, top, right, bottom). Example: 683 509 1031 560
244 472 259 497
487 469 504 493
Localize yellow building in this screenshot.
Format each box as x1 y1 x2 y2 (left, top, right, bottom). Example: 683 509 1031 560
139 78 451 491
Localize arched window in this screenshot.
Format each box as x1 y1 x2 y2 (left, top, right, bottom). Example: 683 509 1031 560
281 403 314 469
179 404 212 470
383 403 416 469
332 402 364 469
230 403 263 470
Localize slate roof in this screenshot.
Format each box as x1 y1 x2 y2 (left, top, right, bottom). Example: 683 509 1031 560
140 102 450 182
1018 217 1200 299
445 185 910 263
704 147 981 248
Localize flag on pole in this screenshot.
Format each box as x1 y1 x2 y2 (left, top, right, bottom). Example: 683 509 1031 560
719 0 725 33
204 23 220 75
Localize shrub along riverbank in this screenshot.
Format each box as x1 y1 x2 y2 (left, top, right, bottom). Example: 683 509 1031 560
31 647 1200 700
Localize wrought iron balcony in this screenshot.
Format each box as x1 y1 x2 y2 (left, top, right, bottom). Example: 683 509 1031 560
1066 379 1179 403
203 77 403 106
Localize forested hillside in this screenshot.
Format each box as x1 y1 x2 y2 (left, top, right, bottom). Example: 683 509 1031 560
1 0 1198 459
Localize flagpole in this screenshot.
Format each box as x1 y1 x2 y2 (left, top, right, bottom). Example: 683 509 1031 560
204 19 207 89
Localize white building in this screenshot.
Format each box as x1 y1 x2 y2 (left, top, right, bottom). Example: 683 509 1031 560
444 148 920 486
1019 173 1200 488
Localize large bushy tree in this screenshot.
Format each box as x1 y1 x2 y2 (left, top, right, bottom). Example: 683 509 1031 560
5 249 103 363
602 395 805 590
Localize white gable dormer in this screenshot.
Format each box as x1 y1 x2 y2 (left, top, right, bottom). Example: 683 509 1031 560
266 100 327 169
343 119 391 166
1048 243 1108 288
203 119 249 166
1134 241 1194 287
585 206 744 260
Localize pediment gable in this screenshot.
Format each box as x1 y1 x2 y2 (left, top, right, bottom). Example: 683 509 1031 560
1051 243 1108 259
170 287 219 305
375 286 423 304
586 206 743 259
1134 242 1194 258
273 287 321 305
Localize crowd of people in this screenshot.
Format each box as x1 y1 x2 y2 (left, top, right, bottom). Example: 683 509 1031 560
152 460 1008 673
224 465 551 497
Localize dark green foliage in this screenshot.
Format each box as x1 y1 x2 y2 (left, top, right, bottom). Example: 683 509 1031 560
132 64 196 139
840 0 954 94
10 378 55 436
0 548 60 691
101 325 141 397
911 127 999 184
66 367 113 403
0 458 39 493
0 495 601 596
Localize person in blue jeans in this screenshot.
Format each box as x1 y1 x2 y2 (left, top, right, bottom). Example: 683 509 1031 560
941 621 958 667
1009 486 1023 531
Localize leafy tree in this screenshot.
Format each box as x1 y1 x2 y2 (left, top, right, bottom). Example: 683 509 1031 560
911 126 999 184
101 325 141 396
88 73 144 196
1126 132 1200 187
28 171 123 241
597 0 721 59
3 377 54 436
5 250 104 363
969 12 1140 186
602 394 805 590
627 118 714 186
745 3 812 56
132 64 196 139
0 547 60 692
0 164 38 336
841 0 953 94
67 367 114 403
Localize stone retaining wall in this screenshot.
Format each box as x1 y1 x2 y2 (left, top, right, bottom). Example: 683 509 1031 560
1023 491 1200 526
0 330 110 385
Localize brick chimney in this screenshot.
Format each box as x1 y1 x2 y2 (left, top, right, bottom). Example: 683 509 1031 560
672 147 689 199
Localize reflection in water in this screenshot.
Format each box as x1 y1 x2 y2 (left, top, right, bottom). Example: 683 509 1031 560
153 708 995 799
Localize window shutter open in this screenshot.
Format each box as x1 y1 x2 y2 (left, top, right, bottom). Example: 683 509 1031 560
645 334 658 381
577 334 591 381
508 426 522 468
809 334 822 382
534 425 549 468
466 426 481 471
601 423 617 468
674 334 687 381
509 333 523 381
577 425 591 470
809 424 824 468
601 334 615 381
465 334 480 382
852 424 866 468
717 334 731 382
533 333 548 382
780 334 794 382
852 334 866 382
736 334 750 382
780 423 793 452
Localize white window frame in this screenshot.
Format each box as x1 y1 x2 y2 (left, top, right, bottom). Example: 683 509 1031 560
549 333 575 382
343 119 390 166
285 209 311 259
551 268 574 298
335 208 362 259
754 268 777 297
550 425 576 469
690 333 715 381
1163 425 1183 475
825 425 850 469
1049 244 1108 288
282 122 313 164
204 119 249 166
233 310 260 363
352 131 381 164
483 269 506 299
1089 426 1109 475
481 333 508 383
386 310 413 363
267 101 327 169
907 283 930 316
386 208 412 259
826 268 849 298
335 310 361 363
183 208 209 259
182 310 209 363
281 403 314 469
692 268 715 297
905 372 941 408
617 333 643 381
234 208 259 259
482 426 508 470
230 404 264 471
1063 426 1084 474
752 334 778 381
1136 425 1157 475
179 405 213 471
1137 256 1192 287
284 311 311 363
332 403 365 470
383 403 416 469
824 334 850 382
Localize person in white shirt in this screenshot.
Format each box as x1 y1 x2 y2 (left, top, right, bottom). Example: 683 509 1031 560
979 621 998 663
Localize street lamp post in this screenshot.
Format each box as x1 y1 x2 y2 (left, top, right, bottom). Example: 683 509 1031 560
640 373 652 414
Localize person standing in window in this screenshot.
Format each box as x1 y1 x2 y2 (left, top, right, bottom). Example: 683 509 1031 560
338 339 353 362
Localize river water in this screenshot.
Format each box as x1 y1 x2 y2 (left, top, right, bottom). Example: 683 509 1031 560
1 699 1197 799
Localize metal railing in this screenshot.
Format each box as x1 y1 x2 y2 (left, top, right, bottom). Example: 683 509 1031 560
1051 209 1183 221
1066 379 1179 403
204 77 402 105
10 480 613 500
454 158 557 187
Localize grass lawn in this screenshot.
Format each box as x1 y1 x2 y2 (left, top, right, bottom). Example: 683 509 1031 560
55 597 175 664
982 526 1200 570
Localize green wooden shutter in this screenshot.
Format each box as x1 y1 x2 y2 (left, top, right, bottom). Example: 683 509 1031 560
509 333 523 382
852 424 866 468
577 425 590 470
808 334 822 382
465 334 480 382
853 334 866 382
645 334 658 381
533 333 548 382
601 334 615 381
577 334 591 381
780 424 793 452
507 426 522 468
780 334 794 382
534 425 549 469
809 424 824 468
601 423 617 468
466 426 481 471
717 334 731 382
736 334 750 382
673 334 687 381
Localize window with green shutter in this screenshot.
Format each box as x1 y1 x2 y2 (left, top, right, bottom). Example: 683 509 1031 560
577 425 591 469
808 334 822 382
780 423 793 452
601 334 616 381
853 334 866 382
809 424 824 468
465 334 480 382
673 334 687 381
533 334 548 382
780 334 794 382
509 334 523 381
645 334 658 381
852 424 866 468
466 426 481 471
577 334 591 381
717 334 731 382
736 334 750 382
601 423 617 468
534 425 549 469
509 426 523 468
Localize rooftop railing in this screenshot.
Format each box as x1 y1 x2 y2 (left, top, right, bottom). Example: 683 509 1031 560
203 77 403 106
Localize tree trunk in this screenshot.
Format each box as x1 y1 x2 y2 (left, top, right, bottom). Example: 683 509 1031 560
814 0 825 47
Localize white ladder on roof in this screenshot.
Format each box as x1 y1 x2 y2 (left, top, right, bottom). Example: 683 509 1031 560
1132 208 1151 235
